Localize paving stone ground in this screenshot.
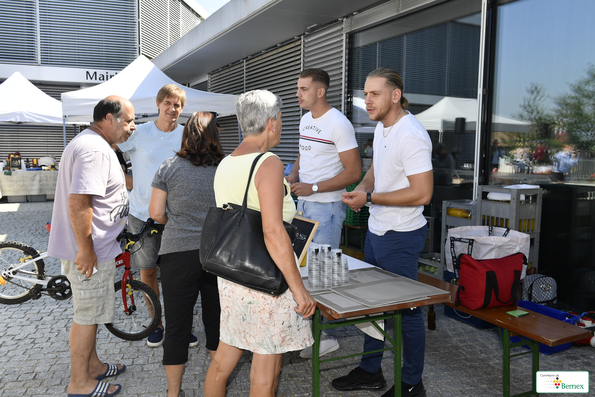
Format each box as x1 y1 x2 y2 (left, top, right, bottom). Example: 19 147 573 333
1 202 594 396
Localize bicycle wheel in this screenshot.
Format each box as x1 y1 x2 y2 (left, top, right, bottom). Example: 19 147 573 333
0 241 45 304
105 279 161 341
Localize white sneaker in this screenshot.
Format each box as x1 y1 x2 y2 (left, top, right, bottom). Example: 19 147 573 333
300 335 340 359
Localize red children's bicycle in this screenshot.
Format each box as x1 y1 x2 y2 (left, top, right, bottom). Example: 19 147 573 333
0 218 161 341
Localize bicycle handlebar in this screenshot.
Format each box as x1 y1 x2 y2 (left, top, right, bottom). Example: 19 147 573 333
116 218 156 244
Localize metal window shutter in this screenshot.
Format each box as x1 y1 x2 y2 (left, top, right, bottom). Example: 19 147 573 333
214 116 240 157
140 0 170 59
208 63 244 156
180 2 201 38
0 0 38 64
0 124 80 165
208 40 302 164
39 0 137 69
447 22 480 98
303 22 345 112
140 0 201 59
35 83 81 100
245 40 302 164
169 0 181 45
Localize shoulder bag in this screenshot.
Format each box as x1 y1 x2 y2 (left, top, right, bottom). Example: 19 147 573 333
199 152 297 296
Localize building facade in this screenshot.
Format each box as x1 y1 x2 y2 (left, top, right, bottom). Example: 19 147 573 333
154 0 595 310
0 0 205 163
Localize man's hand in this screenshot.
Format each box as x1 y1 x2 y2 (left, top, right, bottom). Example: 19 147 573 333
342 190 366 212
285 174 297 184
75 247 97 278
290 182 315 197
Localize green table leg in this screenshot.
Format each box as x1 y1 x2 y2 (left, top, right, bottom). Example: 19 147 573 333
531 340 539 395
394 311 402 397
502 328 511 397
312 308 321 397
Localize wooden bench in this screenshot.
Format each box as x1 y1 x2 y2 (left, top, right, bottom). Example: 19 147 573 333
418 273 591 397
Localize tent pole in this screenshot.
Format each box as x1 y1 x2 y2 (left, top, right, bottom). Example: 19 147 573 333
62 116 67 149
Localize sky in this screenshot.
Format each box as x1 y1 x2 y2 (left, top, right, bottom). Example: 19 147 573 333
493 0 595 118
195 0 230 15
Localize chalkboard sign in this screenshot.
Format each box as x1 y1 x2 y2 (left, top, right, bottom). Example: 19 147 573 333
291 215 319 265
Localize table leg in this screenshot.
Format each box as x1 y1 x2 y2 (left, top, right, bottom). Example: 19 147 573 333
360 229 365 252
312 308 321 397
502 328 511 397
344 227 350 248
394 311 402 397
531 340 539 395
427 304 436 330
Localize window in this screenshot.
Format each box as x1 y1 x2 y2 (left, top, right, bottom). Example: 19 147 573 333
490 0 595 185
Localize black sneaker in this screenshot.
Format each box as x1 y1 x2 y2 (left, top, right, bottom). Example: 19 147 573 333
381 379 427 397
331 366 386 391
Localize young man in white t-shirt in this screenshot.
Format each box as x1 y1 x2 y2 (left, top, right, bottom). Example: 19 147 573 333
286 68 361 358
335 68 433 397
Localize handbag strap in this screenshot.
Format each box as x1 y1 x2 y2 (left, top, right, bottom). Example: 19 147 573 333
241 152 268 211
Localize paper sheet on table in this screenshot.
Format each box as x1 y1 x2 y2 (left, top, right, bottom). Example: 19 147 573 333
332 277 441 307
315 292 368 314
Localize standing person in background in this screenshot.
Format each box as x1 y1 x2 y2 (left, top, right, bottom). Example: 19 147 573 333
335 67 433 397
491 139 503 172
552 145 578 182
285 68 361 358
116 84 199 348
149 112 223 397
204 90 315 397
48 96 134 397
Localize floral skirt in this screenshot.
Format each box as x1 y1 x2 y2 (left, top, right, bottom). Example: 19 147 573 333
218 277 314 354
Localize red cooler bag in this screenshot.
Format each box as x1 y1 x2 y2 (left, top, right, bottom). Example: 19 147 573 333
455 252 525 310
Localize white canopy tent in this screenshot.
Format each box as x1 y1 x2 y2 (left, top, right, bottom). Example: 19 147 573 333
0 71 68 124
414 97 530 133
61 55 238 124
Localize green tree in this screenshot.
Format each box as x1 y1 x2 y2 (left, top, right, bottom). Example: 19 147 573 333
554 64 595 153
511 83 557 162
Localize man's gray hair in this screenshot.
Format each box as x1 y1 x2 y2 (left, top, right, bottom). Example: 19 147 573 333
236 90 282 137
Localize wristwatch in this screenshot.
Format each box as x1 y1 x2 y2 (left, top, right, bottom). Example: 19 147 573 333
312 183 319 193
366 192 373 206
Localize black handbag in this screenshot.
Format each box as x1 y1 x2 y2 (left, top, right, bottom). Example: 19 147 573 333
199 153 297 296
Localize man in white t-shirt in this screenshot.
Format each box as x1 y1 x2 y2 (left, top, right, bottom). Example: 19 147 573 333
116 84 195 348
286 68 361 358
334 68 433 397
286 68 361 247
48 96 135 396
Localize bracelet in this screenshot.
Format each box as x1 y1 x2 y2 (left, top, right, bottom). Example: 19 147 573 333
367 192 372 204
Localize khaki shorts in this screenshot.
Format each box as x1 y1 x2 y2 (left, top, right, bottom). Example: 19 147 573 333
63 258 116 326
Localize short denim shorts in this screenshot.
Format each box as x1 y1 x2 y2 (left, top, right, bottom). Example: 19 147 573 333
63 258 116 325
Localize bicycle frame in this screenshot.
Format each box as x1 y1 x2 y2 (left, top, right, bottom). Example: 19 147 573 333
0 252 49 286
115 250 137 316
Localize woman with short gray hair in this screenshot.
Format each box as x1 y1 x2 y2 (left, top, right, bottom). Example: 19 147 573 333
204 89 316 397
235 89 282 137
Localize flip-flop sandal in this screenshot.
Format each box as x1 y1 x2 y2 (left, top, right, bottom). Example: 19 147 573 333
96 363 126 380
67 381 122 397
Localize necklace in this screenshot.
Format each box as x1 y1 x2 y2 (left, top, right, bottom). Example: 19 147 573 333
383 107 404 138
